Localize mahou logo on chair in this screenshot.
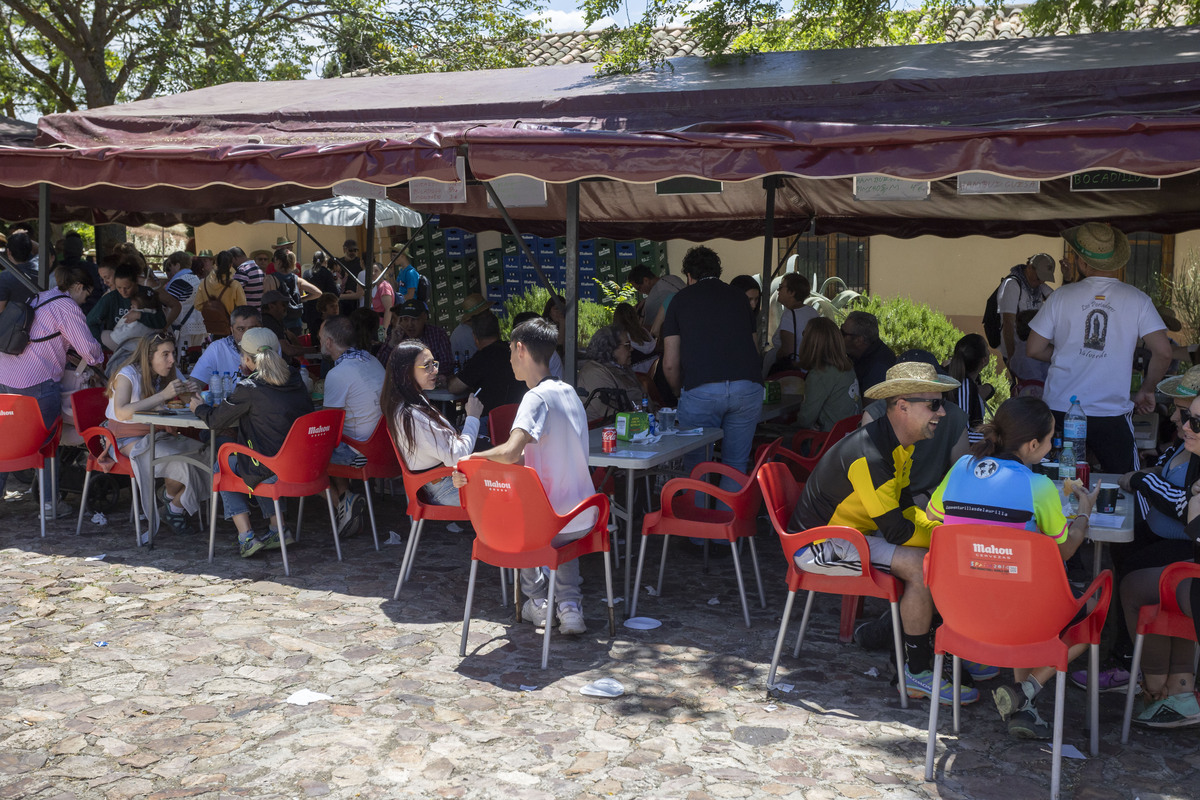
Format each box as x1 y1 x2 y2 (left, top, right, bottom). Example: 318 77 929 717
959 538 1030 579
483 479 512 491
308 424 331 435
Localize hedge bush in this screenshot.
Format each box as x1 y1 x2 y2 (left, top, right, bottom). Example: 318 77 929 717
500 286 614 344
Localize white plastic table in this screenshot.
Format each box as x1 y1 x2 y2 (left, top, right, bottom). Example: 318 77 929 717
759 394 804 424
1081 472 1135 579
588 426 723 610
128 409 213 546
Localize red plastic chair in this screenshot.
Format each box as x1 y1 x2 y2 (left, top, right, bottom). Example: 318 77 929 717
487 402 520 447
631 439 780 628
327 417 401 551
1121 561 1200 743
756 463 908 705
71 387 144 547
0 394 63 539
389 438 473 599
778 413 862 483
456 460 615 669
208 409 344 577
923 523 1112 800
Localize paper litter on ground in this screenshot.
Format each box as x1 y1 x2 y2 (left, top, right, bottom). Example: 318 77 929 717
707 597 720 605
285 689 332 706
384 530 404 545
84 554 106 561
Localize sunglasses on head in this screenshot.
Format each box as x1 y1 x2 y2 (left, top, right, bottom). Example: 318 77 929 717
1179 408 1200 434
902 397 944 412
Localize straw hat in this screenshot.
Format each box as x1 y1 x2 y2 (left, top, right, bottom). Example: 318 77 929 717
1061 222 1130 272
459 293 495 323
250 248 272 260
1157 366 1200 399
864 361 961 400
274 236 295 248
1156 304 1182 333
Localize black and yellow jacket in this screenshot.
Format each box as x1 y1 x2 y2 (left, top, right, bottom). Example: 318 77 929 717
788 413 935 548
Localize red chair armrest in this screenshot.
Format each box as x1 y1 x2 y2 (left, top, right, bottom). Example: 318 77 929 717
779 525 873 569
80 425 119 459
791 428 829 454
1064 568 1113 646
657 476 738 519
775 446 817 476
1157 562 1200 616
689 461 749 486
216 441 268 470
556 492 612 534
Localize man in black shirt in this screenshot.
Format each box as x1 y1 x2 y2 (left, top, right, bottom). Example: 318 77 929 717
842 310 896 395
304 251 339 335
661 246 763 481
446 310 526 416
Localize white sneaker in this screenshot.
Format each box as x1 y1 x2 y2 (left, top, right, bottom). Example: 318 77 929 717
522 598 548 628
557 602 587 635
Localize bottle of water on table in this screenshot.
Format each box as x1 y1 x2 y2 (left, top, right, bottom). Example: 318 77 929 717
1064 395 1087 466
1059 441 1078 514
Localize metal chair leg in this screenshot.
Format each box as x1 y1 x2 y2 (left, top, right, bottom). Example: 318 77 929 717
768 589 797 687
924 652 944 781
890 601 908 708
76 469 92 536
325 488 342 561
728 539 751 628
207 487 218 562
1122 632 1146 744
499 567 509 607
363 479 380 551
1051 671 1066 800
130 475 142 548
793 590 816 657
655 534 670 596
274 498 290 577
1089 642 1099 756
630 533 652 618
603 549 616 637
748 536 766 608
460 559 479 657
37 467 46 538
296 495 306 542
542 569 557 670
394 519 422 599
952 655 962 733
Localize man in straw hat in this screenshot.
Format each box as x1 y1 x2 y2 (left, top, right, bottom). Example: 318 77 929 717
788 362 979 704
450 292 493 361
1028 222 1172 473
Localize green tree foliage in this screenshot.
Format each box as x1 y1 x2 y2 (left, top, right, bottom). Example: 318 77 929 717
580 0 1200 75
0 0 545 116
501 286 614 343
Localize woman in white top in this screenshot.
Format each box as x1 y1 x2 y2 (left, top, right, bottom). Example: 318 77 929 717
383 339 483 505
771 273 819 373
105 332 206 535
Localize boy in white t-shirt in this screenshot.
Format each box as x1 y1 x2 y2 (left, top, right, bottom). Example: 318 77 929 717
453 317 596 635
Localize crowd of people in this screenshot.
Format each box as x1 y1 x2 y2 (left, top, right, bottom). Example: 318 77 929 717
1 221 1196 731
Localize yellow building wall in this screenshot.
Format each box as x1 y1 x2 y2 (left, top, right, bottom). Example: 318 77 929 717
194 222 375 264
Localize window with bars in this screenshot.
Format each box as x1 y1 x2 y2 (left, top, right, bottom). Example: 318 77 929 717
1119 232 1174 301
784 233 870 294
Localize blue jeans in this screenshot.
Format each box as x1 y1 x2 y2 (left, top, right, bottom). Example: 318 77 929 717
217 452 282 521
678 380 762 491
0 379 61 494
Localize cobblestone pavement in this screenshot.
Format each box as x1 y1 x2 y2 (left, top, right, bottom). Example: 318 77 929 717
0 488 1196 800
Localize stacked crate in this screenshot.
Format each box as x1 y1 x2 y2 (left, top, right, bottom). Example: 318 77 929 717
409 227 480 329
482 236 668 305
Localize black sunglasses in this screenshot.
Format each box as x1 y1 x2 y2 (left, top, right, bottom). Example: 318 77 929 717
1179 408 1200 434
903 397 944 412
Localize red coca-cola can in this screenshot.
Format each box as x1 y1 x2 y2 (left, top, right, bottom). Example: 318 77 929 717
602 427 617 453
1076 462 1090 490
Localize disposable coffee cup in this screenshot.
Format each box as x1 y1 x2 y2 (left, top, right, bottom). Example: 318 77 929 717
1097 483 1119 514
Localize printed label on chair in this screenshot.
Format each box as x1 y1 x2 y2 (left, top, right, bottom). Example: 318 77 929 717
957 537 1032 581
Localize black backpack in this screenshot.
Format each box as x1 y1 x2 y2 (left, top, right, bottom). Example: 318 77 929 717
0 293 70 356
415 272 431 304
982 275 1020 349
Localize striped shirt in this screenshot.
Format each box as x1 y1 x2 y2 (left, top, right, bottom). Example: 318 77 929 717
234 260 265 308
0 288 104 389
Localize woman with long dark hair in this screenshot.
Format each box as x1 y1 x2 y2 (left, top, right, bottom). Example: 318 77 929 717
945 333 994 429
792 316 859 431
928 396 1096 740
383 339 483 504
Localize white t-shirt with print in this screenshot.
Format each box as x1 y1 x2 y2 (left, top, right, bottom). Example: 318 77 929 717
1028 276 1165 416
512 378 595 534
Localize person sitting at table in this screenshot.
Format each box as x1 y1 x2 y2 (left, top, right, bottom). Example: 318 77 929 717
188 327 313 556
444 310 526 416
1109 370 1200 726
792 316 860 432
189 306 265 388
512 311 563 379
105 332 206 536
788 361 973 704
383 339 483 504
769 273 819 375
944 333 994 435
612 302 657 375
102 288 160 376
928 396 1096 739
577 325 647 424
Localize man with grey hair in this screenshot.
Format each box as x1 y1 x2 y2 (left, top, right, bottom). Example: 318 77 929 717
841 310 895 395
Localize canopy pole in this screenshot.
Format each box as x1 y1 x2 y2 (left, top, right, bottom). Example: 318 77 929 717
38 183 51 290
277 209 341 267
760 176 779 353
365 199 377 291
483 182 554 293
564 182 580 385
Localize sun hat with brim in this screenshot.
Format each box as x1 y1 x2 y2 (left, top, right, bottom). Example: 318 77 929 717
1062 222 1130 272
239 327 279 356
864 361 961 400
1155 304 1183 333
250 248 272 259
274 236 295 247
459 293 495 323
1157 366 1200 399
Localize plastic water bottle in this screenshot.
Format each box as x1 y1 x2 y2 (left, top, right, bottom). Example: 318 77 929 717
1060 441 1078 514
211 373 225 405
225 372 236 399
1064 395 1087 466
